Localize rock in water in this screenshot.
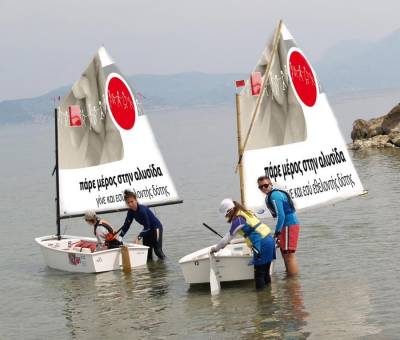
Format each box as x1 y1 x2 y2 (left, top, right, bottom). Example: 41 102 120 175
366 116 385 137
351 119 369 141
389 131 400 147
349 103 400 149
350 135 392 150
382 104 400 134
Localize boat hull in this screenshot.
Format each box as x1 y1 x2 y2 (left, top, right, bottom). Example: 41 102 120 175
35 235 148 273
179 242 256 284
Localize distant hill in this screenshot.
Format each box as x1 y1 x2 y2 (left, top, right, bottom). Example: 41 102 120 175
2 28 400 124
0 86 70 124
316 29 400 93
0 73 243 124
127 73 243 108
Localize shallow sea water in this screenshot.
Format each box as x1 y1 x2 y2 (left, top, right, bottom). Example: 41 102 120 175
0 90 399 339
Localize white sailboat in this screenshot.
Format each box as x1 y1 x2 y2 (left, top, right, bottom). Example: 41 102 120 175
36 47 182 273
179 240 254 285
179 21 366 289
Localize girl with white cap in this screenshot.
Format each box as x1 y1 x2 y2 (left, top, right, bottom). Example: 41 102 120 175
211 199 276 289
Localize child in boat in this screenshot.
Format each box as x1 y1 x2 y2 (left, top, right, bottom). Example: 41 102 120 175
210 198 276 290
119 189 166 260
84 210 122 251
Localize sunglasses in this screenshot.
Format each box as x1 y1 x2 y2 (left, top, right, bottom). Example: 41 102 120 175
258 183 271 190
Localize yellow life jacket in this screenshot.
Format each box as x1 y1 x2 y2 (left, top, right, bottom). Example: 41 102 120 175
235 210 271 249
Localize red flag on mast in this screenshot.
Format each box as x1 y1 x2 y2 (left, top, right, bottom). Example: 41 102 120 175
235 79 245 88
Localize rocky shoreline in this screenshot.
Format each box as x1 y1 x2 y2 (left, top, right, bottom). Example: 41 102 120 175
348 103 400 150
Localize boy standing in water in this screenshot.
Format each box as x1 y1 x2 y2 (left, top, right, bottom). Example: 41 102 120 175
120 189 166 261
257 176 300 276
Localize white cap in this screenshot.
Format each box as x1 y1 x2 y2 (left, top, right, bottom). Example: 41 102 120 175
219 198 235 216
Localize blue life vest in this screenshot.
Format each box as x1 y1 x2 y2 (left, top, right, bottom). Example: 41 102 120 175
266 189 295 218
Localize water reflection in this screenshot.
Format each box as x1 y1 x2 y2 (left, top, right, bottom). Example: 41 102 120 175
181 276 309 339
3 115 400 339
44 262 172 339
302 278 381 339
243 277 309 339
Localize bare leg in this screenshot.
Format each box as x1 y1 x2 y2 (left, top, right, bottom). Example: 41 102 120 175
281 250 299 276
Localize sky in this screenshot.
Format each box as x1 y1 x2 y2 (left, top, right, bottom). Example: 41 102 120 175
1 0 399 101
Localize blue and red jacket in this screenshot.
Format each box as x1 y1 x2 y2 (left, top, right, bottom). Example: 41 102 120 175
266 189 299 233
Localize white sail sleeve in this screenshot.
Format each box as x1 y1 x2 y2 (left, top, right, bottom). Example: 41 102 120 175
238 23 365 214
57 48 180 217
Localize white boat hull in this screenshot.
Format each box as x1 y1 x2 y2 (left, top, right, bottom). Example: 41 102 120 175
35 235 148 273
179 241 257 284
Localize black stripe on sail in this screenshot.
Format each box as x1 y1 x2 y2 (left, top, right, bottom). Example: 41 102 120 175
59 199 183 220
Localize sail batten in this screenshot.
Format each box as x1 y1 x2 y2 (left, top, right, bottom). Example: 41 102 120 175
57 47 181 217
236 22 365 214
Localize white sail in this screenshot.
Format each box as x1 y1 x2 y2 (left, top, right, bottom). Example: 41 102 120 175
57 47 180 217
238 22 365 214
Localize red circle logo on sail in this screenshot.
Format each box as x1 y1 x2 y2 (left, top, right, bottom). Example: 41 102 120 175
289 50 317 107
107 76 136 130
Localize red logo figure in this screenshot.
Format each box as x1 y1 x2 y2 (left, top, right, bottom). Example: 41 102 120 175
68 253 81 265
250 72 262 96
289 51 317 107
69 105 82 127
107 76 136 130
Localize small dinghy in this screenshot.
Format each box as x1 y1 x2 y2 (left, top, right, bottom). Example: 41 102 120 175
180 20 366 293
179 239 254 285
36 235 148 273
36 47 182 273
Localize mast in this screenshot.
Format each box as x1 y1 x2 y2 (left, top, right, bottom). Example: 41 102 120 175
235 93 245 205
54 108 61 240
236 20 282 171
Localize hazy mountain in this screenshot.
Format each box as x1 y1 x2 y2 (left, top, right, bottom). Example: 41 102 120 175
0 86 70 124
0 73 243 124
316 29 400 93
128 73 243 108
2 28 400 124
